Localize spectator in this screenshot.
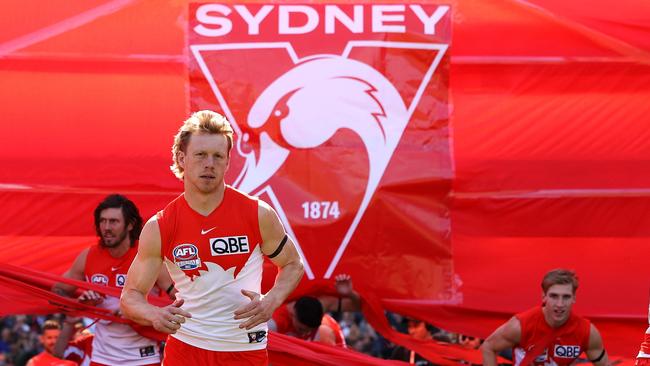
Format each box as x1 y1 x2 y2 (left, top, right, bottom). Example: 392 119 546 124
25 320 75 366
389 318 438 365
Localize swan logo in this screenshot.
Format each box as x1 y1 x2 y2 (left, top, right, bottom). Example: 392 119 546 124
190 7 449 279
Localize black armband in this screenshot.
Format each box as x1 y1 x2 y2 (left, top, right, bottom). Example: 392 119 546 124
267 235 288 259
589 349 606 363
166 284 175 295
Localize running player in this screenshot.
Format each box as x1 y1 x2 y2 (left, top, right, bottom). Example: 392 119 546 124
53 194 174 365
481 269 608 366
120 110 304 365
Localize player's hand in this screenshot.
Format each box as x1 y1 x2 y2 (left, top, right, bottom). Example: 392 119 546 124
334 274 353 297
233 289 277 330
149 298 192 334
78 290 104 306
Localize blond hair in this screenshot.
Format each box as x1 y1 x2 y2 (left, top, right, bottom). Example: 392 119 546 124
170 110 234 179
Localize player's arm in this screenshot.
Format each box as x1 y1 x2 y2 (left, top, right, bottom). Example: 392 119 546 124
155 264 177 300
234 200 304 330
120 217 191 334
52 316 79 358
585 324 609 366
52 249 88 297
481 316 521 366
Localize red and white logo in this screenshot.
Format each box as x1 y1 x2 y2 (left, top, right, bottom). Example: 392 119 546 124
173 243 201 270
190 3 450 280
90 274 108 286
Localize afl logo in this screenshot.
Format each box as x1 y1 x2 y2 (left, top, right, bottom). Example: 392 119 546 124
90 274 108 286
173 244 201 270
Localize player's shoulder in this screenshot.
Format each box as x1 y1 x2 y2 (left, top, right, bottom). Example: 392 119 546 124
227 185 261 204
516 306 542 322
158 193 185 216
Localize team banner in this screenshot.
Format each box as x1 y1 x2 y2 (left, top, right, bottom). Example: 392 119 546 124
189 2 453 300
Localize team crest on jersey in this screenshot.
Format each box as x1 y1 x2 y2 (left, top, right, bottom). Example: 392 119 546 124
90 274 108 286
173 243 201 270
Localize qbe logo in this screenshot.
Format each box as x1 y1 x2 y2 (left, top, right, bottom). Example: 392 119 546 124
554 345 581 358
115 274 127 287
173 244 201 270
90 274 108 286
210 236 250 256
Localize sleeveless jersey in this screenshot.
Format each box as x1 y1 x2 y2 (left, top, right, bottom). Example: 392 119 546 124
157 186 267 351
28 352 76 366
84 245 161 365
513 306 591 366
273 304 347 347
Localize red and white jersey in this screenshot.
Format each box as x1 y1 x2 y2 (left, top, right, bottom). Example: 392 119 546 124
84 245 161 365
64 334 93 366
157 186 267 352
513 306 591 366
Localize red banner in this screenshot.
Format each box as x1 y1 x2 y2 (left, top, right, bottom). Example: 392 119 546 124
0 0 649 359
188 2 454 299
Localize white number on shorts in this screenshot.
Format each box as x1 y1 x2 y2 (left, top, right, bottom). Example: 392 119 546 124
301 201 340 219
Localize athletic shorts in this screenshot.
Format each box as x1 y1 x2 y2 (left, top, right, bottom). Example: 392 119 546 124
163 336 268 366
637 358 650 366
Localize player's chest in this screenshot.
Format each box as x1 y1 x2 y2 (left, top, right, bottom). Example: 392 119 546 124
168 218 259 270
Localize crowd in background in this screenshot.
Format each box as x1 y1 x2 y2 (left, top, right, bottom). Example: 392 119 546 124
0 315 62 366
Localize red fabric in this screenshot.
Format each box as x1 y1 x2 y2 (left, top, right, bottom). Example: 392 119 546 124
29 352 77 366
0 263 169 341
267 332 407 366
163 336 268 366
157 189 261 280
272 304 292 335
0 0 649 362
516 307 590 366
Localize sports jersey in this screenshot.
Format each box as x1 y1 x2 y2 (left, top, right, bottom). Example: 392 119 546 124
28 352 76 366
157 186 267 352
513 306 591 366
64 334 93 366
84 245 161 365
273 303 346 347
